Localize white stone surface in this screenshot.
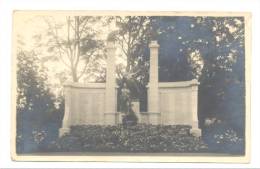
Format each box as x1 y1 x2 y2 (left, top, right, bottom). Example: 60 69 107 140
105 41 117 125
59 127 70 137
59 85 72 135
147 41 160 124
60 82 118 136
132 101 140 121
139 112 149 124
159 80 199 126
63 83 106 125
148 113 161 125
190 127 202 137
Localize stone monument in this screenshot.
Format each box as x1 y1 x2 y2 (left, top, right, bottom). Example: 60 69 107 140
59 40 201 137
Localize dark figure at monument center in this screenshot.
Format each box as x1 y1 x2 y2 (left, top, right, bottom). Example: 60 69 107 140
121 82 138 127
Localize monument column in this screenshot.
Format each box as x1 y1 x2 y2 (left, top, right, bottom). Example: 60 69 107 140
189 79 201 137
148 41 160 124
104 41 117 125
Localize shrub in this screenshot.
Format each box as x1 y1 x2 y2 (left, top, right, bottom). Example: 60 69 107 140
202 123 244 154
51 124 208 153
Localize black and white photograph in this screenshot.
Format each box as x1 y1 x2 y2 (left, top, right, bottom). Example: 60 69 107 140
12 11 250 162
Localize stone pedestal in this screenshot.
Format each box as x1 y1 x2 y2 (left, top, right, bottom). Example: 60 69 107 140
104 113 117 125
190 127 202 137
59 86 72 137
148 113 161 125
132 100 140 121
59 128 70 137
139 112 149 124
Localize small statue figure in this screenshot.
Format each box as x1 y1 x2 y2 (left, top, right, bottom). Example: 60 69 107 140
121 82 131 114
120 82 138 127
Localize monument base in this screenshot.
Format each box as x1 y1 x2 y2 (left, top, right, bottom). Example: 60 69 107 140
148 112 161 125
59 127 70 137
190 127 202 137
104 113 118 125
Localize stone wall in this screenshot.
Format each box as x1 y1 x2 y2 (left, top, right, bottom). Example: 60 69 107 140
65 83 106 125
159 80 199 125
59 41 118 136
59 82 118 136
142 80 199 126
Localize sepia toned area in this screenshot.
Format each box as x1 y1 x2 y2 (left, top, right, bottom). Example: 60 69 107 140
12 11 249 161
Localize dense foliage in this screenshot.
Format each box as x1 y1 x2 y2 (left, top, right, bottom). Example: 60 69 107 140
16 50 64 153
44 124 243 154
203 123 244 154
48 125 208 153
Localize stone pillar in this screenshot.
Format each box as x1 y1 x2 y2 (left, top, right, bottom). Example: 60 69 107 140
189 79 201 137
148 41 160 124
104 41 117 125
59 85 72 137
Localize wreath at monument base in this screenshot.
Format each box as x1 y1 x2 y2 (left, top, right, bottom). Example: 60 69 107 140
122 110 138 128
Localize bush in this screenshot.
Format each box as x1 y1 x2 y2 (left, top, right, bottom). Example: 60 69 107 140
202 123 244 154
50 125 208 153
18 123 244 154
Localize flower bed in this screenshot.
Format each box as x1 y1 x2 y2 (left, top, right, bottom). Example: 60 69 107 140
48 124 208 153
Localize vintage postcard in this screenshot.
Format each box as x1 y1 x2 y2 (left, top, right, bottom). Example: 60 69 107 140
11 11 251 162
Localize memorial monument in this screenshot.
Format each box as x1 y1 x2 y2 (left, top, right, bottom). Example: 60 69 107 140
59 40 201 137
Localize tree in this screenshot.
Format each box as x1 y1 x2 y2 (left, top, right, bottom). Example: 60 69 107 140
16 50 63 153
110 16 156 85
44 16 104 82
113 16 153 72
108 16 156 111
153 16 245 131
195 17 245 130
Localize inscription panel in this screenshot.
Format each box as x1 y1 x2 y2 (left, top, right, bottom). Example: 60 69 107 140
72 88 105 125
159 88 192 125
